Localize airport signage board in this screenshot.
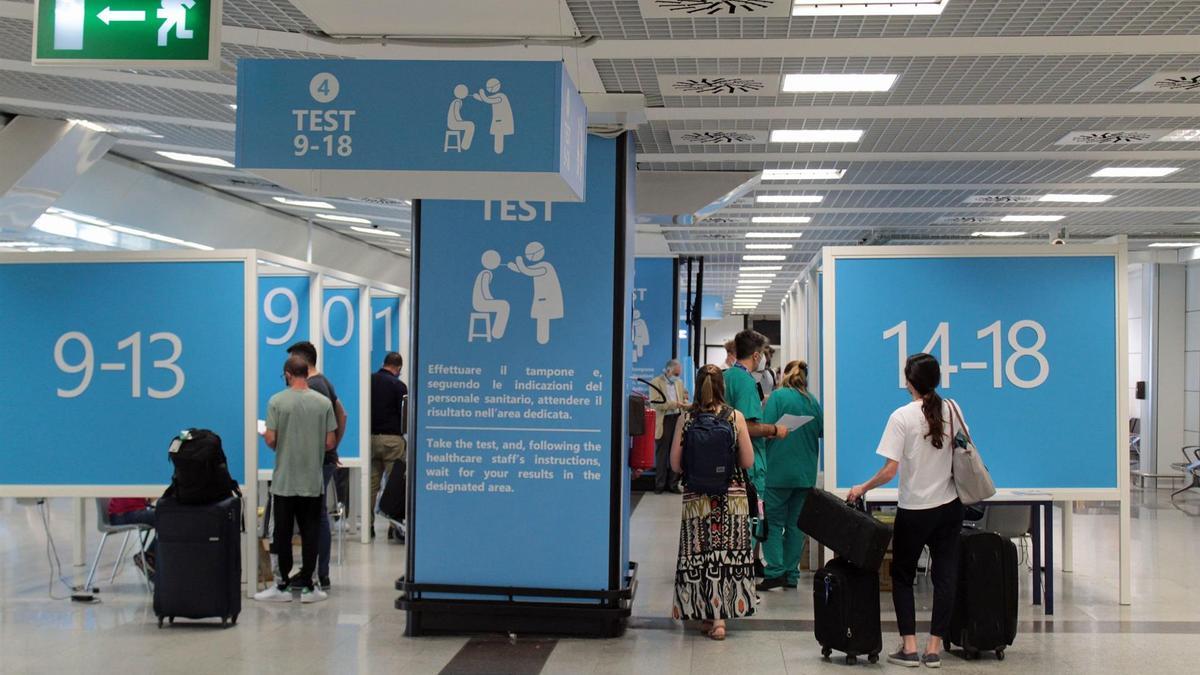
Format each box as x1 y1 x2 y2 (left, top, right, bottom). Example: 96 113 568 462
33 0 222 68
631 257 676 382
409 136 630 593
257 274 311 471
236 59 588 202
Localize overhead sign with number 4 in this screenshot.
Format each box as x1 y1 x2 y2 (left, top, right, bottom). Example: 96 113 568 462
33 0 222 68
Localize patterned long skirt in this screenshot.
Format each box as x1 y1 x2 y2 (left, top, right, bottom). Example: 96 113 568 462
671 484 758 621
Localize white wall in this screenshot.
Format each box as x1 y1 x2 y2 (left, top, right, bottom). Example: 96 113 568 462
53 156 411 288
1185 263 1200 449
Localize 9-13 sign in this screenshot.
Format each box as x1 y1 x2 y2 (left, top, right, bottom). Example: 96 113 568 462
0 261 246 486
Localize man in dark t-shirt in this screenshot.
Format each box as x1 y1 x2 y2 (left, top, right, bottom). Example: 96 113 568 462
286 341 346 591
369 352 408 539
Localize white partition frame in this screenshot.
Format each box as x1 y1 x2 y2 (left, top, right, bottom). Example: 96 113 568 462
821 244 1130 605
0 249 260 593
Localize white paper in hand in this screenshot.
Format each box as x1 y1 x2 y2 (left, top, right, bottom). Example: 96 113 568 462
776 414 813 431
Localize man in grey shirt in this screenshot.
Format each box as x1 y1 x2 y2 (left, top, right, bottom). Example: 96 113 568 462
255 355 337 604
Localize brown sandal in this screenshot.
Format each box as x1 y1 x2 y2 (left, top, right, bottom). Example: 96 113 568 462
699 620 714 635
709 624 726 641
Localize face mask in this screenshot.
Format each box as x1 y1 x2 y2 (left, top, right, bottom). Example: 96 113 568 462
754 354 766 372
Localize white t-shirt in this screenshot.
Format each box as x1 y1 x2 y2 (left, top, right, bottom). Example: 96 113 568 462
875 399 966 510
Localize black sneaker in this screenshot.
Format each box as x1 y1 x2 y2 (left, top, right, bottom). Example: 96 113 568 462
887 650 920 668
756 576 786 592
753 560 765 579
319 577 331 591
922 653 942 669
783 579 799 589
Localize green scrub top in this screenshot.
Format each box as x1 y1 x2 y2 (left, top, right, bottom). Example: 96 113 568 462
724 365 765 488
762 387 823 489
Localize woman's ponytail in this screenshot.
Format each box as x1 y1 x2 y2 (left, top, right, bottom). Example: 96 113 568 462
904 353 946 449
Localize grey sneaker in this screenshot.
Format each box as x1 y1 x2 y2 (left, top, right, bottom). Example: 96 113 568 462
922 653 942 668
888 650 921 668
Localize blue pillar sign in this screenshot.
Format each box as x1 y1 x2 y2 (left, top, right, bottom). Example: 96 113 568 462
0 260 246 487
371 295 402 372
631 258 676 382
257 275 311 471
236 60 587 202
406 136 633 621
828 254 1119 492
323 287 361 460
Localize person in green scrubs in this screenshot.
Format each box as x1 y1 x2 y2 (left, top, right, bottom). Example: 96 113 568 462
723 330 789 499
757 360 823 591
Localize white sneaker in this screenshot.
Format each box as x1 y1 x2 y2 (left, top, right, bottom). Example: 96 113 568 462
254 586 292 603
300 587 328 604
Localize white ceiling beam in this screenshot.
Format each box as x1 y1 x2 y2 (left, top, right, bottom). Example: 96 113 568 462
746 182 1200 191
117 139 234 156
639 151 1200 163
0 59 236 96
717 206 1200 214
646 104 1200 121
0 96 235 131
585 35 1200 59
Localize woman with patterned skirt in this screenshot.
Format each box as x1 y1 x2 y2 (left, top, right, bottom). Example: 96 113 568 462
669 364 758 640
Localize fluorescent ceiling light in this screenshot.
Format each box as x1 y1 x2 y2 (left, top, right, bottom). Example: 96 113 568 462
350 226 401 237
25 246 75 253
752 216 812 224
762 169 846 181
155 151 235 168
793 1 948 16
1001 215 1065 222
1160 129 1200 142
106 224 214 250
746 232 803 238
770 129 864 144
1148 242 1200 248
228 103 238 110
1039 194 1113 203
756 195 824 204
746 243 794 250
781 73 898 92
971 231 1028 238
744 255 787 261
316 213 372 225
1090 167 1180 178
0 241 39 247
273 197 335 209
739 273 778 278
740 265 783 271
69 119 108 133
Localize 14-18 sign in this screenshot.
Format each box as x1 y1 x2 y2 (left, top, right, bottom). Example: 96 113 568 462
883 320 1049 390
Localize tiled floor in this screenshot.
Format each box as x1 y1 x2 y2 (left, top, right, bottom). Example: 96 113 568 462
1 487 1198 674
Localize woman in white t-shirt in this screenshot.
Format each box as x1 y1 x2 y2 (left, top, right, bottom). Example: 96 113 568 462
846 353 965 669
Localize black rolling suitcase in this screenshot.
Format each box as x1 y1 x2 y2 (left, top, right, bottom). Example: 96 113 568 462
797 489 892 572
813 558 882 665
153 495 242 628
948 529 1018 660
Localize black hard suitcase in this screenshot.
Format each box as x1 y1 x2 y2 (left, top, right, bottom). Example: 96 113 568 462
797 489 892 572
153 496 242 628
948 529 1019 660
813 558 882 665
378 465 406 522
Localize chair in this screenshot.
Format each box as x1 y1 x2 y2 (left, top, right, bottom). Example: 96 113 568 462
978 505 1034 567
444 129 463 152
468 312 493 343
1170 446 1200 499
84 499 152 593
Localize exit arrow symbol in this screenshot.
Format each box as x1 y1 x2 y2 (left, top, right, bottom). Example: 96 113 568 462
97 7 147 24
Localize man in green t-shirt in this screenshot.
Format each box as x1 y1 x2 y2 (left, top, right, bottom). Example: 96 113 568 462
723 330 789 496
256 355 337 605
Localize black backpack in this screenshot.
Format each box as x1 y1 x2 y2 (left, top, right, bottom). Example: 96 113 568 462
681 406 738 496
166 429 240 505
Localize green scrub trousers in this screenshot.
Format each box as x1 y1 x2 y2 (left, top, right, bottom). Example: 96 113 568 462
764 487 810 583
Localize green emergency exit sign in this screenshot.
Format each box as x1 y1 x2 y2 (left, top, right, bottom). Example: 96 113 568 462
33 0 222 68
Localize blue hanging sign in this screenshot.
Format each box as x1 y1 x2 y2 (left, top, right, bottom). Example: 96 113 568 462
631 258 676 382
322 287 362 460
236 59 587 202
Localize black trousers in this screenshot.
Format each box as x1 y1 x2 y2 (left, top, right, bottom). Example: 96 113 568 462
272 494 323 591
654 413 681 491
891 499 963 639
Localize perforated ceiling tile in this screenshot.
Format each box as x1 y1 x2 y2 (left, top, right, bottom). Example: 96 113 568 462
567 0 1200 39
221 0 322 33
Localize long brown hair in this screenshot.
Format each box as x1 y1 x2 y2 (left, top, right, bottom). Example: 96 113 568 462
693 364 726 413
905 353 945 449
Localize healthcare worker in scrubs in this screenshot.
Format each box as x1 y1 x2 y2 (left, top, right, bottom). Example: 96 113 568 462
756 360 823 592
